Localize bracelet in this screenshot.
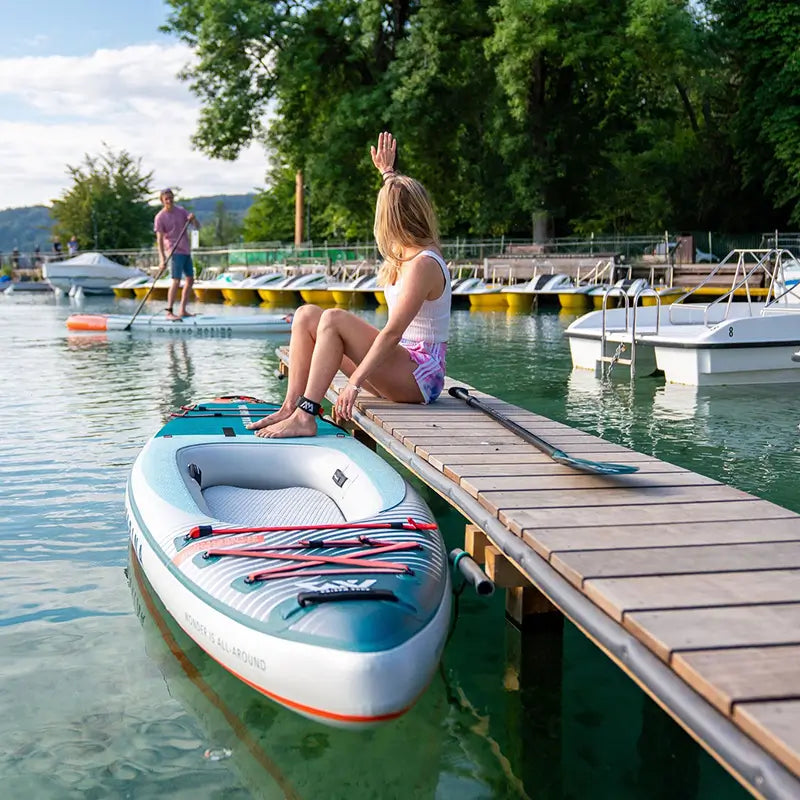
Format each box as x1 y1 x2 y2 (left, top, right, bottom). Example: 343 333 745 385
346 382 362 394
381 169 396 181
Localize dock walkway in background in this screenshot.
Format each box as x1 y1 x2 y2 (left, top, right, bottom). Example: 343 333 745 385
276 347 800 799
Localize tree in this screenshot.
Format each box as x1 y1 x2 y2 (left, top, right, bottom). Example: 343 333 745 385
707 0 800 225
199 200 243 246
51 146 154 250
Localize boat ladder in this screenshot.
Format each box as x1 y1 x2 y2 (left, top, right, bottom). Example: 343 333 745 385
598 286 662 378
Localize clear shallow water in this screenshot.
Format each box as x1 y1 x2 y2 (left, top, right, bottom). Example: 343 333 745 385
1 292 778 798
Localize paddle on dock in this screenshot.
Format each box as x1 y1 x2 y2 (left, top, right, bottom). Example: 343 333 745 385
448 386 639 475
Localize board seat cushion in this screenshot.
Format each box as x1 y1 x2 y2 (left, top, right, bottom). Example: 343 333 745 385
202 485 345 527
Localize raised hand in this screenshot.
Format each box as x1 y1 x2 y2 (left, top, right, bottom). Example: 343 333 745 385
370 131 397 175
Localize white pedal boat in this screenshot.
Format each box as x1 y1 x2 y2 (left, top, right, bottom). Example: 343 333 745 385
566 249 800 384
126 398 451 727
65 312 293 336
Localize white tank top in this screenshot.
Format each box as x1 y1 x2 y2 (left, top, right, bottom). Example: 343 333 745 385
383 249 451 343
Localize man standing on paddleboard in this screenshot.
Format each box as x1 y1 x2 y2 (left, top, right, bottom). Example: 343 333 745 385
154 188 200 320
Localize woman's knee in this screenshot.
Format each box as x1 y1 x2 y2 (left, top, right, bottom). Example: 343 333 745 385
292 303 323 332
317 306 351 333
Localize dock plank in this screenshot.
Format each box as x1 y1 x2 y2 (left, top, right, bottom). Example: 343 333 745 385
460 471 719 499
524 519 800 555
551 542 800 587
673 646 800 714
505 499 790 534
584 570 800 621
624 604 800 661
479 484 749 516
734 701 800 779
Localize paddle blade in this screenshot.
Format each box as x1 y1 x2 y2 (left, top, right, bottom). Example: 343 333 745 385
551 450 639 475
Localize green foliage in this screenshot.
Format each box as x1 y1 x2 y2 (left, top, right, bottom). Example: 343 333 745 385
198 200 244 246
164 0 800 237
51 146 154 250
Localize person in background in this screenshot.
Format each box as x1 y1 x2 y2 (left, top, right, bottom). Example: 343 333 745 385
153 188 200 320
247 131 451 439
68 235 79 256
52 236 62 256
33 244 41 266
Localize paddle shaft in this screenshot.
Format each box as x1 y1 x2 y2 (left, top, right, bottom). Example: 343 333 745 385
124 216 193 331
448 386 558 457
447 386 638 474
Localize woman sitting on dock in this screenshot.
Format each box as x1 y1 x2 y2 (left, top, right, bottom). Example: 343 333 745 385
247 131 451 439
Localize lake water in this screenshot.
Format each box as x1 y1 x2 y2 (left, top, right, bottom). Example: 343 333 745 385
4 290 790 798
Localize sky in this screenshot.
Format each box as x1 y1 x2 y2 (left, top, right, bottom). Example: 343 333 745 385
0 0 268 210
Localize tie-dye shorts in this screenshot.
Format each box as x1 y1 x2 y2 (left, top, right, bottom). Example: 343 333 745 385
400 339 448 404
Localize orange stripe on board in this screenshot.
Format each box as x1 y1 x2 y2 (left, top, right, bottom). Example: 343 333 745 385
129 551 302 800
148 548 418 724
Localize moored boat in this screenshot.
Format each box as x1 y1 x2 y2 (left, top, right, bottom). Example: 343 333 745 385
125 398 450 726
44 252 147 295
112 275 152 298
566 248 800 384
328 274 379 307
259 272 328 305
66 312 293 336
222 271 285 305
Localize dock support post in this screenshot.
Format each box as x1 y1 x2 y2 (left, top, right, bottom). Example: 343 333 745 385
464 524 560 625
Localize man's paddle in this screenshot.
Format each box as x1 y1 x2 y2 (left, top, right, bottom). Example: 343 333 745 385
124 216 193 331
448 386 639 475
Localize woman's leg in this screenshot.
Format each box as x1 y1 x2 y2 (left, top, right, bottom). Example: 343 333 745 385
259 307 421 439
247 304 325 430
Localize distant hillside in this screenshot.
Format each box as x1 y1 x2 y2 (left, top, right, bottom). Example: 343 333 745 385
186 194 256 225
0 194 256 253
0 206 52 253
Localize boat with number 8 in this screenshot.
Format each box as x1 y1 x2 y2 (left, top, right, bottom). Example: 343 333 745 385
126 398 451 727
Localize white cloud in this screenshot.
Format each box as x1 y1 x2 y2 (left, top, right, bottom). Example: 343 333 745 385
0 43 268 209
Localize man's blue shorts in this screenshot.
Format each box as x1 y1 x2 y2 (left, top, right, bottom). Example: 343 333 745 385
170 253 194 279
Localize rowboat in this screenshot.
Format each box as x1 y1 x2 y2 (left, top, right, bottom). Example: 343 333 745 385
126 398 451 727
65 313 293 336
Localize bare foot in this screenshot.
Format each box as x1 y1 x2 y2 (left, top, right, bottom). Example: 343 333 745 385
260 410 318 438
166 311 181 321
246 406 294 431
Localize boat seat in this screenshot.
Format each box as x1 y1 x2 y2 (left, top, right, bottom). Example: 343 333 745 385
202 485 345 528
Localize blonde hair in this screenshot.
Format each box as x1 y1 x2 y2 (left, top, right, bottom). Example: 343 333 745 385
374 174 440 286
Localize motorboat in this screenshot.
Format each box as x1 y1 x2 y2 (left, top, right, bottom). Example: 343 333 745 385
43 252 147 295
126 398 450 727
565 248 800 384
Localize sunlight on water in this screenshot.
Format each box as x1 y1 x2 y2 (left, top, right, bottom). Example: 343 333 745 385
0 293 763 798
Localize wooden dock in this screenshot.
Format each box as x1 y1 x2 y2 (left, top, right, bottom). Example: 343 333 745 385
275 347 800 799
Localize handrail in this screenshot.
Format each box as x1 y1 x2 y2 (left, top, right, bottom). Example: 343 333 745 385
668 248 786 326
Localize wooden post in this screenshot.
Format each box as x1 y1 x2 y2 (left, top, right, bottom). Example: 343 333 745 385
478 539 559 625
294 170 304 247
